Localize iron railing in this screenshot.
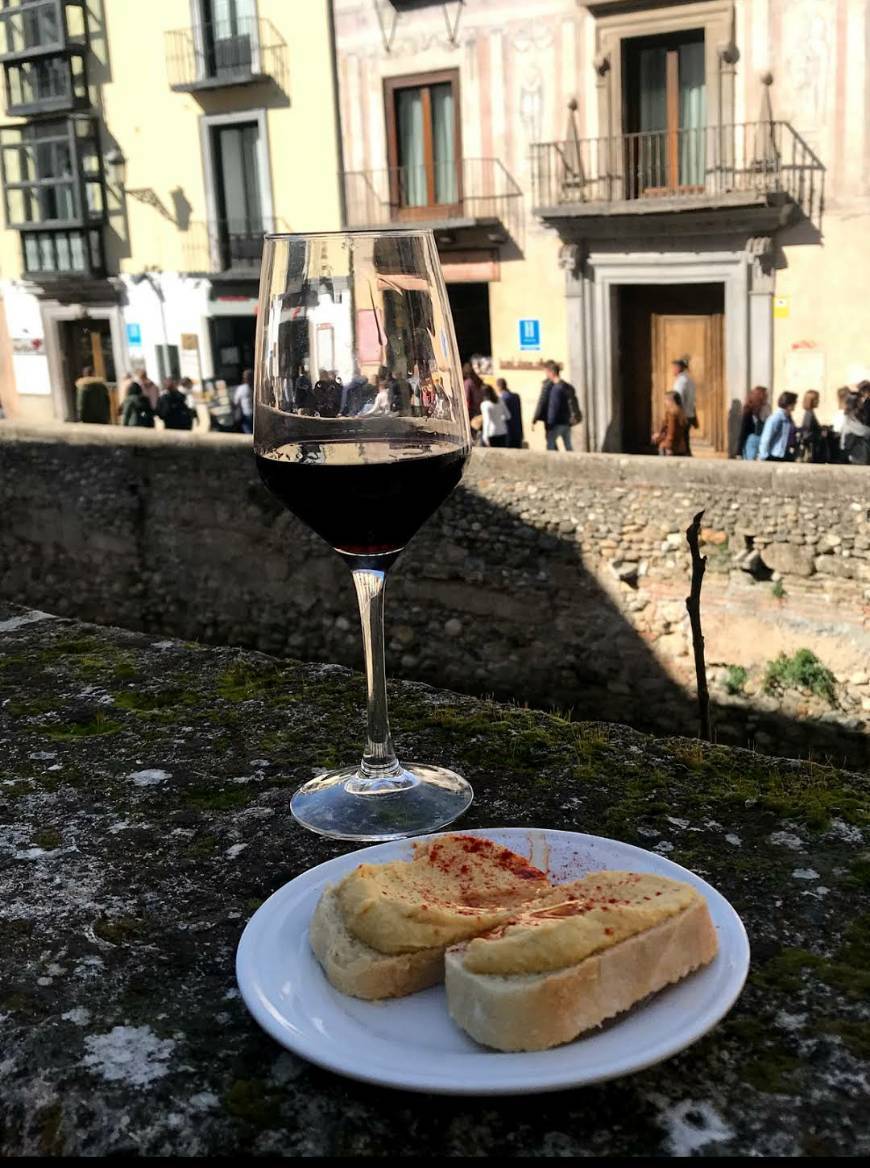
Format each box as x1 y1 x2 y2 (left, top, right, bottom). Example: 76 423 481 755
343 158 523 238
531 122 825 226
165 16 286 92
182 217 281 274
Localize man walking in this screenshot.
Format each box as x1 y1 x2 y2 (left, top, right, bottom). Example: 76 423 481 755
533 359 581 451
155 377 195 430
671 358 697 454
75 365 111 424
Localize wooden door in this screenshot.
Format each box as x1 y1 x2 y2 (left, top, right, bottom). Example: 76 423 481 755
651 312 725 454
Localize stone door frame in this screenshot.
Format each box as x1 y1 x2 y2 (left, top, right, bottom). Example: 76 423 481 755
564 244 773 454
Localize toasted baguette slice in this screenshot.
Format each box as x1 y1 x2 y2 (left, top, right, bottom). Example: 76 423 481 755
309 885 444 1001
445 897 718 1051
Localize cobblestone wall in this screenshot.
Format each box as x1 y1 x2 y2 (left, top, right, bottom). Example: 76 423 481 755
1 423 868 769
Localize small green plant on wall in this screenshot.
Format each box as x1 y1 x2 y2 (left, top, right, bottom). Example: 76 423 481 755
724 665 748 695
771 579 786 600
764 649 837 705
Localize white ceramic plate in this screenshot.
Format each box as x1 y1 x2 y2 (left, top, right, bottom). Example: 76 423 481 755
235 828 750 1095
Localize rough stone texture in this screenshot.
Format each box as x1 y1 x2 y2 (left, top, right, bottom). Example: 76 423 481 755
1 605 869 1156
1 423 868 771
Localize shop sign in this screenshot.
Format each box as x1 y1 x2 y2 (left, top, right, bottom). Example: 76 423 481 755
11 336 43 354
126 322 142 346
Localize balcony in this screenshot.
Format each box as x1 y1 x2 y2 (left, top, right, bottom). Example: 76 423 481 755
0 0 86 61
531 122 825 238
165 16 286 93
343 158 523 245
0 114 106 279
182 217 281 276
3 50 87 114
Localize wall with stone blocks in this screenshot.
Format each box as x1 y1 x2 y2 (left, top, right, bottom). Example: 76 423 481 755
1 424 868 770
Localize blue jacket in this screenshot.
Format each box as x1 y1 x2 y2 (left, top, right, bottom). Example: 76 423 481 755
758 407 793 461
534 380 572 428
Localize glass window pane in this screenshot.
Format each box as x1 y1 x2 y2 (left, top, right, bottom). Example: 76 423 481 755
23 234 40 271
70 231 85 269
679 41 706 186
39 234 55 271
396 88 425 206
56 232 71 271
431 83 456 204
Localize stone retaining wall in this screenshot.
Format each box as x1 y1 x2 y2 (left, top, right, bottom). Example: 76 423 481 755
1 422 868 769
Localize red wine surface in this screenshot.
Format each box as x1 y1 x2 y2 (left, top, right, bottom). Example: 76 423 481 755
256 443 467 557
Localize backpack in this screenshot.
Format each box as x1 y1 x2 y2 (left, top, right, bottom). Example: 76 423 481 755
160 391 193 430
563 380 583 426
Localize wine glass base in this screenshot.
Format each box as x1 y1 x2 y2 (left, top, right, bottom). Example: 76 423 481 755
290 764 474 842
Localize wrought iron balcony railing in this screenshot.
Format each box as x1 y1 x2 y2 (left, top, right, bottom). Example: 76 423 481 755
165 16 286 93
182 217 280 275
531 122 824 226
343 158 523 239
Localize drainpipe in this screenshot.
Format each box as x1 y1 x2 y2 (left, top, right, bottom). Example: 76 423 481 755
327 0 348 228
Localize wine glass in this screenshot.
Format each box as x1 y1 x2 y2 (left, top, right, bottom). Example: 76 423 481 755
253 228 474 841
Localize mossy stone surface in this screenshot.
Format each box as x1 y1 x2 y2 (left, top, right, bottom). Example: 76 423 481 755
1 604 868 1157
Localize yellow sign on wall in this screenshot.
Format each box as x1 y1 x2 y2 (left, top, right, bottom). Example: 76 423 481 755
773 296 790 318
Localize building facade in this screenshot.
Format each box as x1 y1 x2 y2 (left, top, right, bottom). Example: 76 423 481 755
333 0 866 454
2 0 867 455
0 0 342 423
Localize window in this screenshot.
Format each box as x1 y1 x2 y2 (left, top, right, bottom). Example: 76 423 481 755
385 71 460 212
0 0 63 56
623 31 705 194
200 0 257 80
211 120 263 270
0 117 103 227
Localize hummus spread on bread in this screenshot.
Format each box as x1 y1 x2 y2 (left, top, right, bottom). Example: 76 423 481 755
462 871 701 975
336 835 550 954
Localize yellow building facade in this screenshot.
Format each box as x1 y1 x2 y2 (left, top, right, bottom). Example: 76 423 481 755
0 0 342 422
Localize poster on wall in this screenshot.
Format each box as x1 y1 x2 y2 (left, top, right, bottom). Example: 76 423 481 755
179 333 202 385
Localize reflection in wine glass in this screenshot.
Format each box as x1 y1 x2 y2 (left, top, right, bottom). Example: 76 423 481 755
254 229 473 841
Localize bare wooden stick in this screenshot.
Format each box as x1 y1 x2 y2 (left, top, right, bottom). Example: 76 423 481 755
685 509 712 742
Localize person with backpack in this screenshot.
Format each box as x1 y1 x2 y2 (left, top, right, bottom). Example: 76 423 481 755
120 380 155 428
533 359 581 451
155 377 195 431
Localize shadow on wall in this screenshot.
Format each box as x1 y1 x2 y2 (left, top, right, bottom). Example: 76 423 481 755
0 432 867 771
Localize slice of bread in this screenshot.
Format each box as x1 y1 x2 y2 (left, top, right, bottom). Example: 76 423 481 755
445 897 718 1051
309 885 444 1000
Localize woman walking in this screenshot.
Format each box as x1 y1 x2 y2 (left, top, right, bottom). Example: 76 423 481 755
480 384 510 447
738 385 769 460
652 390 690 456
758 392 798 462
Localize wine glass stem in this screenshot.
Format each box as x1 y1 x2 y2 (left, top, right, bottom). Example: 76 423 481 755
351 568 402 779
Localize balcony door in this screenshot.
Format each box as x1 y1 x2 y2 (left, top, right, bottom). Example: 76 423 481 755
385 71 460 217
624 30 705 196
212 120 262 271
201 0 256 79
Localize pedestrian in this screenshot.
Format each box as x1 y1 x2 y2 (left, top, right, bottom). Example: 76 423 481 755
480 384 510 447
758 391 798 461
841 391 870 465
120 380 155 428
232 368 254 432
137 371 160 411
75 365 111 424
155 377 195 431
533 359 579 451
795 389 825 462
671 357 697 453
738 385 769 460
497 377 524 448
463 362 486 440
652 390 690 456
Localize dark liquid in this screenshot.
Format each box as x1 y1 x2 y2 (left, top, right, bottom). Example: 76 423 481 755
256 445 467 563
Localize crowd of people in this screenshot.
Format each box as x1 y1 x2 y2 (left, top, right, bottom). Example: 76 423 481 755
464 358 581 452
737 381 870 465
74 366 256 434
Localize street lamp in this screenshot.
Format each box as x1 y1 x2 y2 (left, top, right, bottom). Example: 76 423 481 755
104 147 126 189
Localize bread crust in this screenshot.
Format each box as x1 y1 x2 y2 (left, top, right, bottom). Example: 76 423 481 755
309 886 444 1000
445 898 719 1051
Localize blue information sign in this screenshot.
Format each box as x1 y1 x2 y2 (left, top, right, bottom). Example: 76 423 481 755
126 322 142 347
518 318 541 351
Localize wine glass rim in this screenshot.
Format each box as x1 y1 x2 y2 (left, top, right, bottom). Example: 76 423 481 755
263 228 436 242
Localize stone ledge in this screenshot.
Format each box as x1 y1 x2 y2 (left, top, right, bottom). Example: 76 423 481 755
1 605 868 1156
